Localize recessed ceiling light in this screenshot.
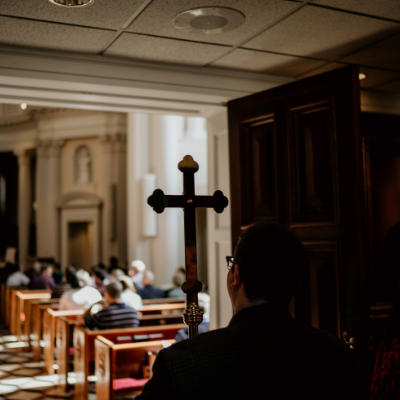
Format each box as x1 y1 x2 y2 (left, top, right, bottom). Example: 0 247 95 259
48 0 94 7
20 103 27 110
173 7 245 34
359 73 367 81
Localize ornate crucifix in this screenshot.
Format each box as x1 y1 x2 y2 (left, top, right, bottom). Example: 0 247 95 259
148 155 229 338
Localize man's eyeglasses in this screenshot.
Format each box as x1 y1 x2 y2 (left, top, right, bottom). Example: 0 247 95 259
226 256 235 270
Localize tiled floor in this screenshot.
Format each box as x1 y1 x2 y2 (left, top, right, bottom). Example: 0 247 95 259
0 324 76 400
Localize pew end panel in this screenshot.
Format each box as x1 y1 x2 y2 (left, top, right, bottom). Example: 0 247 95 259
95 336 175 400
74 324 185 400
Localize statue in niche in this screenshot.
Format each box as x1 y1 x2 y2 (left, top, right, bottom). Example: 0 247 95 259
75 145 92 186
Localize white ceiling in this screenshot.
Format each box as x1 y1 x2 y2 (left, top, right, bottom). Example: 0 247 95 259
0 0 400 92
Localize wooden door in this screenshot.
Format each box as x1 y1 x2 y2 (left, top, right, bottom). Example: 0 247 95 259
227 66 367 343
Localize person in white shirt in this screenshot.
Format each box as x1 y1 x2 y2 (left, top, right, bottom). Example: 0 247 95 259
119 275 143 310
6 264 30 287
59 267 102 311
129 260 146 291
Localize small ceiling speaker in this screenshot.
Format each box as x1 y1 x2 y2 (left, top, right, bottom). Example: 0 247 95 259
173 7 245 34
49 0 94 7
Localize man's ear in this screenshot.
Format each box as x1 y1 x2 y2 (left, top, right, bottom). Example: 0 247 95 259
232 264 241 288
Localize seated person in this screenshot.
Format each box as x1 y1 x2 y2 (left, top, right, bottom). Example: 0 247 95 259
28 264 55 290
175 292 210 341
59 267 102 311
109 267 125 283
6 264 30 287
84 281 140 330
168 272 186 299
137 271 165 300
51 269 71 299
129 260 146 291
120 275 143 310
92 267 107 296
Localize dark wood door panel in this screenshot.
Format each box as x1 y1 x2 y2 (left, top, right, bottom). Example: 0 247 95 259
294 241 341 337
239 115 279 227
289 100 339 226
363 138 400 303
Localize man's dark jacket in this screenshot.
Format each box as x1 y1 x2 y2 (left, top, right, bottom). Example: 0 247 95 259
137 303 358 400
137 284 165 300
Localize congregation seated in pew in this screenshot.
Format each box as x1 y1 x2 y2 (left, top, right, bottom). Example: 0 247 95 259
83 281 140 330
137 271 165 300
6 263 30 287
59 267 102 311
129 260 146 291
28 264 55 290
120 275 143 310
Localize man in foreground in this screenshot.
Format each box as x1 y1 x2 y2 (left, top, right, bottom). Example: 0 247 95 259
137 222 358 400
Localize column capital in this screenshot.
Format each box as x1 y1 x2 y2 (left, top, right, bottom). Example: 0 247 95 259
13 149 31 166
49 139 66 158
35 139 51 157
100 134 127 154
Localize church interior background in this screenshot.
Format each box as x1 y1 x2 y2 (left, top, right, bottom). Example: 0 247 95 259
1 0 400 398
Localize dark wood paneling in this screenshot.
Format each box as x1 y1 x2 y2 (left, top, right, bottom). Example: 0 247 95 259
240 115 278 226
289 101 338 225
363 138 400 303
294 242 340 336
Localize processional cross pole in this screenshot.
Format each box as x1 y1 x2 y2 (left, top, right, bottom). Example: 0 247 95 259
148 155 229 338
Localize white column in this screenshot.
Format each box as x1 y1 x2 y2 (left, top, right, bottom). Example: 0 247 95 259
47 140 64 261
127 113 151 267
36 140 50 257
35 139 64 260
15 150 31 266
113 134 127 267
100 135 113 264
149 114 184 287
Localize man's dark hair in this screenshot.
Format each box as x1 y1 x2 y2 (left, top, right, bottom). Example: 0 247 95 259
94 268 106 282
106 281 123 299
41 264 51 273
234 222 306 303
65 266 79 289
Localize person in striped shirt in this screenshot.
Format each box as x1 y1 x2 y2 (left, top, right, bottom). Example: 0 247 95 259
84 281 139 330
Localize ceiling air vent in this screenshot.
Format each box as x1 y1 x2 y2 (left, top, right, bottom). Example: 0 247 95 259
48 0 94 7
173 7 245 34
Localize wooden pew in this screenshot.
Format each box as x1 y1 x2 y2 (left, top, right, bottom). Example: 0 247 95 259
43 308 84 375
12 289 51 336
139 303 185 315
72 324 185 399
15 291 53 341
30 299 60 360
142 297 184 305
139 313 183 326
0 283 6 322
95 336 174 400
4 286 25 328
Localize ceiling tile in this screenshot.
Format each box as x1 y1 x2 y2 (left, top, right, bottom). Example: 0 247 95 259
0 0 145 30
342 32 400 70
295 62 347 78
312 0 400 22
0 16 115 54
210 48 326 77
126 0 299 46
375 79 400 93
104 33 231 66
244 5 400 60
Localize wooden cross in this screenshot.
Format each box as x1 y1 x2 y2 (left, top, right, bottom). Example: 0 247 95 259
148 155 229 338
